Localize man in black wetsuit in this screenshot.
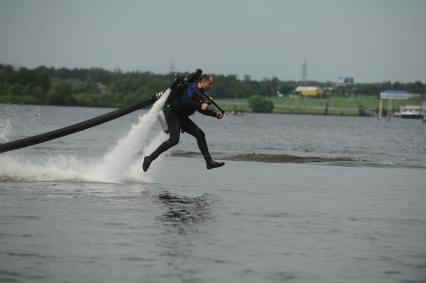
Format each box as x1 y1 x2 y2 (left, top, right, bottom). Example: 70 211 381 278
142 72 225 172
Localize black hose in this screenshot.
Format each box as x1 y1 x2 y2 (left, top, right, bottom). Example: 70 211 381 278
0 97 155 154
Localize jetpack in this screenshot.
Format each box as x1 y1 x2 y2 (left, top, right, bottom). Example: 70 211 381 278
0 69 206 154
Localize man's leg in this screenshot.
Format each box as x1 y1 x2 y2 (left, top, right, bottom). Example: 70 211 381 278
143 110 181 172
181 118 225 170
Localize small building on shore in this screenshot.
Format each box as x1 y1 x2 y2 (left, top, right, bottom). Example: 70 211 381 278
294 86 323 97
337 77 354 85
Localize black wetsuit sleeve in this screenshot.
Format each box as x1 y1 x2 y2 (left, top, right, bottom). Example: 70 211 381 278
198 109 217 117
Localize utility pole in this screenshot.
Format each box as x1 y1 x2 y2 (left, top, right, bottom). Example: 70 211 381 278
302 59 307 86
302 59 307 106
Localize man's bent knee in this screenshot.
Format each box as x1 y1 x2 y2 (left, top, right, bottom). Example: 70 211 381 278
168 136 179 146
195 129 205 140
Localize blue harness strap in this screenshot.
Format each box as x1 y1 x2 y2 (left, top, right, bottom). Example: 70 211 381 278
187 83 200 101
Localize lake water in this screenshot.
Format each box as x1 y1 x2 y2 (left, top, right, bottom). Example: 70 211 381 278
0 103 425 283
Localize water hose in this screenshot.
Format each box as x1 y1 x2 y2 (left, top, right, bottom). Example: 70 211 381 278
0 94 161 154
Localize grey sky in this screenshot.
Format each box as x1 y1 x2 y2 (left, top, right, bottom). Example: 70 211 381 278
1 0 425 83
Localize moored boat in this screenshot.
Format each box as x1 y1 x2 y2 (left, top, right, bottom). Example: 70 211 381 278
398 105 423 119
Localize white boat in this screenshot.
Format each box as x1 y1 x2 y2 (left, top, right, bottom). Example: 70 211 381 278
398 105 423 119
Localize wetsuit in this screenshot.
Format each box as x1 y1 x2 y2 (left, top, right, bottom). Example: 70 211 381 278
143 81 224 171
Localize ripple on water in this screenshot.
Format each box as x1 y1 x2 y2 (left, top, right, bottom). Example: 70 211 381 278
0 269 22 282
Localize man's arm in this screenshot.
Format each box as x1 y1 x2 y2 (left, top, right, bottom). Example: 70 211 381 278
199 105 224 119
199 108 217 117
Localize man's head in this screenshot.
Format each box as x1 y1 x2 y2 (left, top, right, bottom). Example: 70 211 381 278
198 74 214 91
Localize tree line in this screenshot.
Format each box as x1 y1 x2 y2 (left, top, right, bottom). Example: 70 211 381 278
0 64 424 108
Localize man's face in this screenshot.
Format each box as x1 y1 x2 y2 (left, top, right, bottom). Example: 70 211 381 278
200 77 214 91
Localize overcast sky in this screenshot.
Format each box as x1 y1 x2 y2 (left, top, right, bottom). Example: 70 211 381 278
1 0 425 83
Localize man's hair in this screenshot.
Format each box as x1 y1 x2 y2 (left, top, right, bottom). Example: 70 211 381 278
199 74 213 82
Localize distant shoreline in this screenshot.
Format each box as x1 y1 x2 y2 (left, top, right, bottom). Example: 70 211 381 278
2 96 423 118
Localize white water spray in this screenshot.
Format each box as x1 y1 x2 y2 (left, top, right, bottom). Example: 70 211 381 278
0 154 82 182
0 119 11 142
122 131 168 183
86 89 171 182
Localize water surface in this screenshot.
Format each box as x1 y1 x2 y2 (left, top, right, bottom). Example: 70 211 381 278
0 104 425 283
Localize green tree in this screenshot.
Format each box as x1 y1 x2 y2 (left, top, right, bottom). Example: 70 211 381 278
48 81 74 105
248 95 274 113
409 81 424 94
30 86 46 104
